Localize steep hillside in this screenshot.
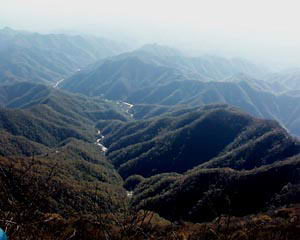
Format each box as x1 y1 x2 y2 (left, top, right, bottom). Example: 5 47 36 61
0 27 126 85
132 156 300 222
97 105 300 178
0 82 131 224
0 83 132 159
0 107 91 147
61 44 300 136
61 44 268 98
0 81 132 204
0 138 125 217
0 129 50 157
126 80 300 136
61 56 183 100
1 39 300 239
0 82 129 121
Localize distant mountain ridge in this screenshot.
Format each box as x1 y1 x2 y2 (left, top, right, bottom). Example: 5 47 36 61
263 68 300 92
0 27 127 85
61 43 270 97
61 44 300 136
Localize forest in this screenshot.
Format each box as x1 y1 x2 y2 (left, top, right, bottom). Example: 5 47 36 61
0 27 299 239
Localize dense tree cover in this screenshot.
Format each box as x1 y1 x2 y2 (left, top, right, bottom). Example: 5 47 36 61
0 154 126 239
129 103 194 120
0 82 129 122
123 175 145 191
0 82 130 148
101 105 300 178
0 35 299 239
2 153 298 240
0 107 90 147
0 82 131 225
0 135 125 212
1 204 300 239
0 86 299 237
132 157 300 222
0 99 299 239
0 130 49 156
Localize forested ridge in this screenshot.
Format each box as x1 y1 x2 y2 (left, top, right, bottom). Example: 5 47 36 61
0 29 299 239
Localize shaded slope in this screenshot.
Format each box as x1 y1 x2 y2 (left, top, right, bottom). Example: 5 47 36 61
0 82 130 216
132 157 300 222
0 138 125 216
99 105 300 178
0 107 90 147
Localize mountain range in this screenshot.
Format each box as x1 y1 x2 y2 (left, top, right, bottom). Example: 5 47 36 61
61 44 300 136
0 27 126 85
98 104 300 177
0 28 299 239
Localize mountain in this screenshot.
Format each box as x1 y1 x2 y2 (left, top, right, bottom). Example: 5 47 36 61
0 82 131 148
0 138 125 218
136 44 268 79
1 86 299 238
96 104 300 178
1 40 300 238
94 104 300 224
61 44 300 136
0 82 133 218
127 80 300 136
0 27 126 85
61 44 269 98
263 68 300 92
61 56 183 99
222 73 288 93
111 44 269 80
132 156 300 222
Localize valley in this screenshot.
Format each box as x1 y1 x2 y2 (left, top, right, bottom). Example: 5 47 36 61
0 28 299 239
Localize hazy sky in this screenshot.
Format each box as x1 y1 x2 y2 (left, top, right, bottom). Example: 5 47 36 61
1 0 300 68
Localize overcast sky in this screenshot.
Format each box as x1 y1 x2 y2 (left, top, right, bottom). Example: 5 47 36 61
1 0 300 68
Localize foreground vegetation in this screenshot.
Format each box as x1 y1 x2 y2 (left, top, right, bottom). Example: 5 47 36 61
0 155 299 239
0 82 299 239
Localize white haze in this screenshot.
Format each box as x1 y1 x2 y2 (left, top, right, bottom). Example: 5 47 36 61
1 0 300 69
